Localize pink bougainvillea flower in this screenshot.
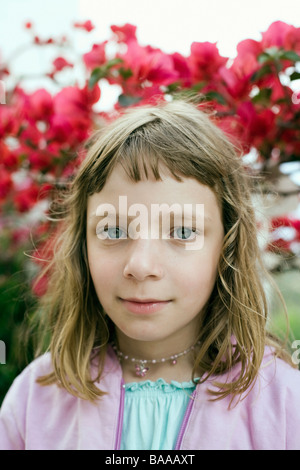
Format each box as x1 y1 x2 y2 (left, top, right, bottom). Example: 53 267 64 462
18 121 43 148
73 20 95 32
237 101 276 148
13 182 41 212
0 167 13 201
188 42 228 82
83 42 107 70
28 150 53 171
267 215 300 253
111 23 137 43
11 226 32 247
46 84 99 147
231 39 262 78
32 273 49 297
52 57 74 72
284 25 300 52
82 82 101 106
26 89 53 121
218 65 251 101
0 105 19 138
47 114 73 143
114 41 178 94
170 52 192 87
214 114 246 150
261 21 296 49
0 141 18 169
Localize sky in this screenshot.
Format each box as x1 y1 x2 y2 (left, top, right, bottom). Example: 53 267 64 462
0 0 300 109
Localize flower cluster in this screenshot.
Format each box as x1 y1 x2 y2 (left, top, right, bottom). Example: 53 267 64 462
0 20 300 279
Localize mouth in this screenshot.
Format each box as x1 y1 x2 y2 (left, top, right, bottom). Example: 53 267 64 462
119 297 172 314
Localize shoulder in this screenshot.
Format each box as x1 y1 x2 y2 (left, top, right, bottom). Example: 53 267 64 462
0 349 121 450
257 347 300 394
1 347 120 405
244 349 300 449
0 353 54 450
1 353 53 404
191 348 300 449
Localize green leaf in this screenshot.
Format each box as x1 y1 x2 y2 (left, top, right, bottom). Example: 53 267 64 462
192 81 206 92
251 87 272 104
119 67 134 80
290 71 300 81
165 82 181 93
106 57 124 68
279 50 300 62
204 90 226 105
258 48 280 64
118 94 142 107
88 59 124 89
251 64 272 82
88 67 106 89
257 52 272 64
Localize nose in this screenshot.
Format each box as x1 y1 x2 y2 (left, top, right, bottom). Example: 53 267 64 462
123 239 165 281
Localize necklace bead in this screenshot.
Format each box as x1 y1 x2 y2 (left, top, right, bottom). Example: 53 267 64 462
112 340 200 377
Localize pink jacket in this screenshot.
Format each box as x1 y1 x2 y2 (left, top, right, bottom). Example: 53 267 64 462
1 346 300 450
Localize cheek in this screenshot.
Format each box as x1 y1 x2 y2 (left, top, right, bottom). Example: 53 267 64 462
178 252 219 298
88 251 119 299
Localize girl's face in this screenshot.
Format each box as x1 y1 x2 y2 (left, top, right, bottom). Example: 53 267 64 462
86 164 224 355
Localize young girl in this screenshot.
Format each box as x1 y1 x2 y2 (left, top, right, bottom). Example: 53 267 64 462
1 100 300 450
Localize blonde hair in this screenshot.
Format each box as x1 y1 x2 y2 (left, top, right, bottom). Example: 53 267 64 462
34 99 294 403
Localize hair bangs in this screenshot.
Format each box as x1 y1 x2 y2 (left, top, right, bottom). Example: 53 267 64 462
115 132 186 183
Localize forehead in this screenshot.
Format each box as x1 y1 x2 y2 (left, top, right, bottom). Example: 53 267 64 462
87 164 221 220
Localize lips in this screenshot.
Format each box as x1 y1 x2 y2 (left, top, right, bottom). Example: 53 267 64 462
124 298 166 303
120 297 171 314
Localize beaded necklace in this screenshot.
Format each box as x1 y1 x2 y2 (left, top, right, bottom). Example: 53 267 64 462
112 340 201 377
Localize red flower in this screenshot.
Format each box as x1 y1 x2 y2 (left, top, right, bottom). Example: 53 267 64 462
218 66 250 101
267 215 300 253
82 82 101 106
111 23 137 43
0 167 13 200
261 21 296 49
0 106 19 138
83 42 107 70
237 101 276 148
114 41 178 94
189 42 227 82
46 84 97 146
0 141 18 168
27 89 53 121
170 52 192 87
52 57 74 72
284 25 300 52
32 273 49 297
73 20 95 32
13 182 40 212
12 227 31 246
28 150 53 171
232 39 262 78
271 216 300 238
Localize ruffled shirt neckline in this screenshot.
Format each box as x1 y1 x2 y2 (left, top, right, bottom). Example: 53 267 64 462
124 377 199 392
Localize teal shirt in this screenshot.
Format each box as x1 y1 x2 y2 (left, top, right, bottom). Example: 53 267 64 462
120 378 197 450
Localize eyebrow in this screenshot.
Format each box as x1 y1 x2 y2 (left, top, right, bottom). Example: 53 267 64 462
88 212 212 223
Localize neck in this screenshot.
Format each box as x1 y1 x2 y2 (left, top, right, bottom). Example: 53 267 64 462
113 331 200 383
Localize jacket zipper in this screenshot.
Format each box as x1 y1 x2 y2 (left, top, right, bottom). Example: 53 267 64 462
115 380 196 450
114 379 125 450
174 389 197 450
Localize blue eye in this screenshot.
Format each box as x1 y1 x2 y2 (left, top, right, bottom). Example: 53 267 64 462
172 227 195 240
96 226 127 240
106 227 126 239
